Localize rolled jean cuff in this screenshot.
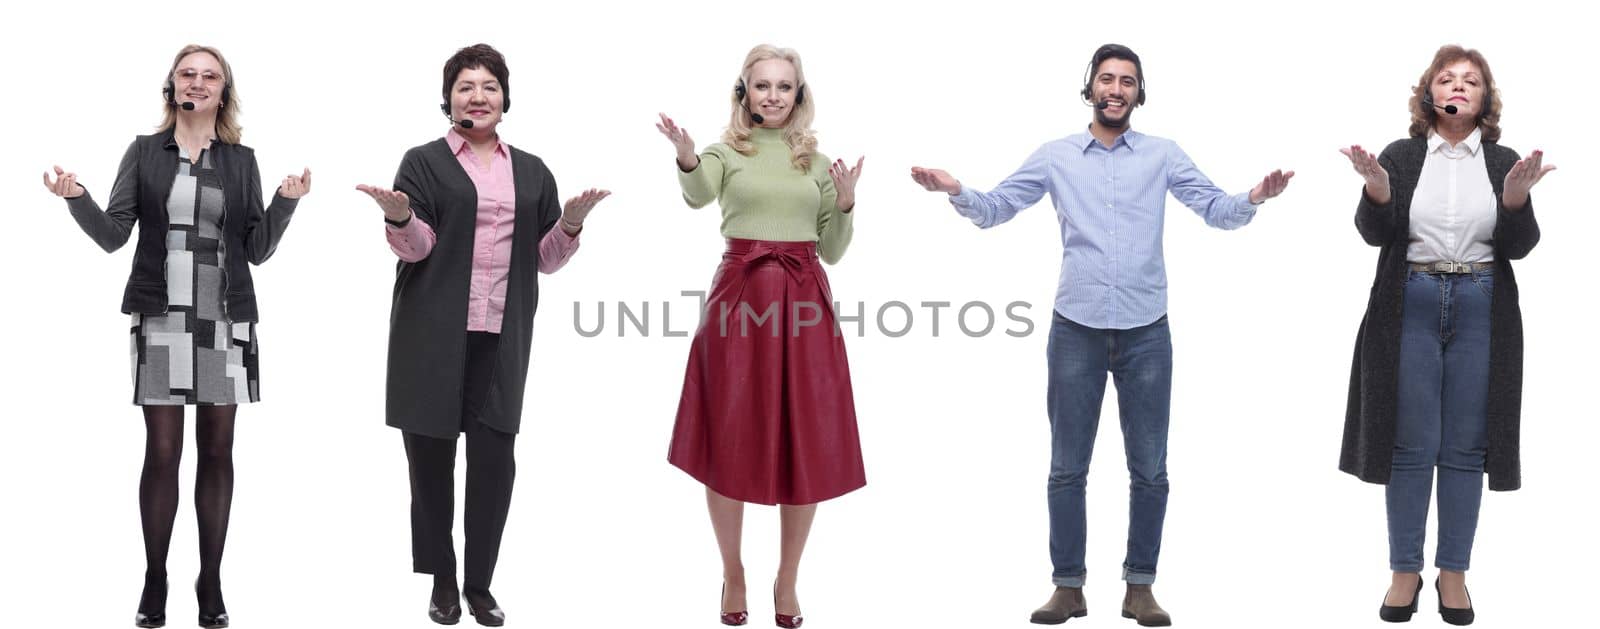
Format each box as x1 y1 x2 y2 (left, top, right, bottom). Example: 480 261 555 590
1389 562 1425 573
1052 572 1087 588
1123 567 1156 585
1435 560 1470 573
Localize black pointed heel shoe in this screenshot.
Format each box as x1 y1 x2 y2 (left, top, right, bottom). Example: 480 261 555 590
1379 576 1423 623
1436 577 1475 626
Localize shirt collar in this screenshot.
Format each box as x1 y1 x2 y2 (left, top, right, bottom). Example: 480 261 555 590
1428 127 1482 156
446 128 508 158
1072 126 1141 152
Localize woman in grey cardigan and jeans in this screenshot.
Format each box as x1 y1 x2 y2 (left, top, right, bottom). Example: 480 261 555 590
1339 44 1551 626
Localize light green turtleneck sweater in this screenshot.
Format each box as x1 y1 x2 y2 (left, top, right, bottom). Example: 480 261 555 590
678 127 854 264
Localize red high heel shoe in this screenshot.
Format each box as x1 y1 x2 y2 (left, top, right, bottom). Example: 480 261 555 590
774 588 802 628
721 583 748 626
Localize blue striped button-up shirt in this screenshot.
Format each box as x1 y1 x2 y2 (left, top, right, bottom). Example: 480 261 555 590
950 129 1258 330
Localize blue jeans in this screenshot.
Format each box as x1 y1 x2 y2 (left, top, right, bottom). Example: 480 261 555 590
1387 269 1493 573
1046 313 1172 587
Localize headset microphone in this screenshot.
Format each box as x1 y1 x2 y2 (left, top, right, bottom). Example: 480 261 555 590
440 103 475 128
1420 91 1461 115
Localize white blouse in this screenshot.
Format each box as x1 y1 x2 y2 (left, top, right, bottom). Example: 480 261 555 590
1406 127 1497 264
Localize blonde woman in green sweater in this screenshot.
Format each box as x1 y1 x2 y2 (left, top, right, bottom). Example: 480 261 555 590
657 44 865 629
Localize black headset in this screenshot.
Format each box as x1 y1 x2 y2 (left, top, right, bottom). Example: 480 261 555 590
439 83 511 120
1080 43 1146 106
163 74 230 109
1419 86 1490 120
735 78 805 106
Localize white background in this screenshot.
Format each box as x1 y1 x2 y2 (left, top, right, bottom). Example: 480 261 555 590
1 1 1593 628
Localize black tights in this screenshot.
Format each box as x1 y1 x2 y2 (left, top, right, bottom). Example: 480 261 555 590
138 404 236 615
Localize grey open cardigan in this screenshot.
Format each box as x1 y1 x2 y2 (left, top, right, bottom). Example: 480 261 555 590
384 139 561 439
1340 135 1539 491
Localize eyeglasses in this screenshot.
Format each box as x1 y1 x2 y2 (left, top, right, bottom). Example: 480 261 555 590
174 69 224 86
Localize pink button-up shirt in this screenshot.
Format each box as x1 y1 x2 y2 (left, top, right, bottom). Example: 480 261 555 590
386 129 579 333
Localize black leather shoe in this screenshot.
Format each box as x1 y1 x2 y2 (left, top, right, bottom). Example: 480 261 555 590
464 588 505 627
137 575 168 628
195 578 228 628
430 600 463 625
1436 578 1475 626
1379 576 1423 622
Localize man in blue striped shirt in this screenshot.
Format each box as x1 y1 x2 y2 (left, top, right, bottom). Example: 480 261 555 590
912 43 1293 626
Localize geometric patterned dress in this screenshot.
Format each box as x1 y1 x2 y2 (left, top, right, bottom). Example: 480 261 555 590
130 146 260 405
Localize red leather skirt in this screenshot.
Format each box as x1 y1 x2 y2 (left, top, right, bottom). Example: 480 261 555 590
668 239 866 505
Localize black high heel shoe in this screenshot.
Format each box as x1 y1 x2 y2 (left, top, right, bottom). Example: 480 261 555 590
1379 575 1423 623
1436 578 1475 626
195 579 228 629
196 610 229 629
136 576 167 628
134 611 166 628
464 587 505 627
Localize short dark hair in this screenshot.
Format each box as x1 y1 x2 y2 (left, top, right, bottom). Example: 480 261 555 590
1083 43 1145 105
442 43 511 113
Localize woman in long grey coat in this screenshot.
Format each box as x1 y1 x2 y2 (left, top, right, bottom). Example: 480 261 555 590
356 43 608 627
1339 44 1551 626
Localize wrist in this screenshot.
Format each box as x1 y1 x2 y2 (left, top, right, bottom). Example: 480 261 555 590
384 209 412 226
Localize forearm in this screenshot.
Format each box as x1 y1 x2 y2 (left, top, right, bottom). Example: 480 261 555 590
385 212 436 262
245 193 299 263
948 184 1012 229
65 192 135 253
1354 187 1398 247
677 156 721 209
817 207 855 265
1494 198 1540 260
537 224 581 273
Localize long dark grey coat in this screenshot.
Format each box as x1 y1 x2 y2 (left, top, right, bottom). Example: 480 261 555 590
384 139 561 439
1340 136 1539 491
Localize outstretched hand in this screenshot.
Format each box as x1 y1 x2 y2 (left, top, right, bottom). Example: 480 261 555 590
561 188 612 233
1502 149 1555 211
656 112 698 170
42 165 86 199
356 184 412 222
1249 169 1295 204
279 168 312 199
829 157 865 212
909 166 961 195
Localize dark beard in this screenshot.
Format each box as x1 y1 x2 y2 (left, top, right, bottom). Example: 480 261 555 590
1094 106 1131 128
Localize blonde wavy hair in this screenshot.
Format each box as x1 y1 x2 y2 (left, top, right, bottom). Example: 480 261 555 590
157 44 243 144
1408 44 1502 143
723 44 817 171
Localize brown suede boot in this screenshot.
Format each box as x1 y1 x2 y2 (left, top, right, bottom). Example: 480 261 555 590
1121 584 1172 626
1030 586 1087 624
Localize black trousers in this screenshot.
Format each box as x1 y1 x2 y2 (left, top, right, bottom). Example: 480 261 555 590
403 331 516 590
